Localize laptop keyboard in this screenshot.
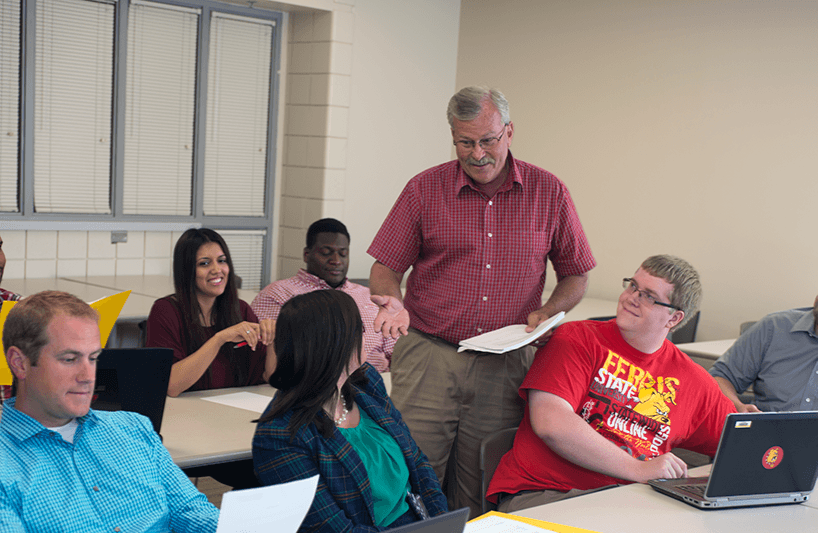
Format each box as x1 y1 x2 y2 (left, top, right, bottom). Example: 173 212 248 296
678 484 707 497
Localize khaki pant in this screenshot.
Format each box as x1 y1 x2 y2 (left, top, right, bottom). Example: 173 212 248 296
390 328 534 518
497 488 591 513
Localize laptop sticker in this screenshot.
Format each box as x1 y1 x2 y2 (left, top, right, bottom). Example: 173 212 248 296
763 446 783 469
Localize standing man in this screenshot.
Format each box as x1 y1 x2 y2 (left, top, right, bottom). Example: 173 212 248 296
0 233 22 404
252 218 396 371
1 291 219 532
367 86 596 516
709 295 818 413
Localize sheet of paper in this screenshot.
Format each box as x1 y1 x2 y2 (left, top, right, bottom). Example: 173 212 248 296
216 475 318 533
202 391 272 413
465 514 560 533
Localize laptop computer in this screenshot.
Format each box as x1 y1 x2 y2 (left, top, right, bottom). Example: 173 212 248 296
93 347 173 435
648 411 818 509
383 508 469 533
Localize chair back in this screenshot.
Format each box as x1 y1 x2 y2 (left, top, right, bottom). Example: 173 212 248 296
667 310 700 344
479 427 517 514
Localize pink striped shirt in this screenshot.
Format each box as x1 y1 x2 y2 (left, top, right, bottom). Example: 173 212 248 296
368 153 595 345
251 270 396 372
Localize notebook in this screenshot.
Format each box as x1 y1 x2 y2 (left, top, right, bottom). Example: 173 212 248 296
648 411 818 509
92 347 173 434
383 508 469 533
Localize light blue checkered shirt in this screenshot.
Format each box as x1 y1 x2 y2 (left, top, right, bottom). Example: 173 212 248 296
0 399 218 532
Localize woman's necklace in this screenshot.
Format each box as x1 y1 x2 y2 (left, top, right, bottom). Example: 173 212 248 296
334 404 350 426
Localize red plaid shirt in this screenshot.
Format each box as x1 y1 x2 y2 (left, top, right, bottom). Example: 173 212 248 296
1 288 22 403
368 153 595 344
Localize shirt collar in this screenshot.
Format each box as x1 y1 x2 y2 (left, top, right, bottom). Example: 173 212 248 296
456 150 523 196
295 268 349 290
0 397 97 443
792 307 818 338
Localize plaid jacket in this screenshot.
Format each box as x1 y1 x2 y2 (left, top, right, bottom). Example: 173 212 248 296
253 364 447 532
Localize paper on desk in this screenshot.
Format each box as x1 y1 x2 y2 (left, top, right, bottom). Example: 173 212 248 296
216 475 318 533
202 391 272 414
458 312 565 354
466 511 599 533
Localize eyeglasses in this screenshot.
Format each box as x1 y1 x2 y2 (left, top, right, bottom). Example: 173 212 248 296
453 124 507 151
622 278 680 310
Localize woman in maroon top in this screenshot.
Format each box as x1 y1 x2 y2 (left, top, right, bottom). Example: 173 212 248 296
147 228 276 397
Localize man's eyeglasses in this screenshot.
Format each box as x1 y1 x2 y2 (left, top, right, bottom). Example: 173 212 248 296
622 278 680 310
453 124 508 151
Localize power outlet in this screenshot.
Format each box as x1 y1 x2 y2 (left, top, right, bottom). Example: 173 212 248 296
111 231 128 244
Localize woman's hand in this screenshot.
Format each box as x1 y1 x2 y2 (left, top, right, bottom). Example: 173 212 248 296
222 321 263 350
258 319 275 346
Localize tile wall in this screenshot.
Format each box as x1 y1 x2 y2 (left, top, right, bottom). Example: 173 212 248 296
1 230 184 280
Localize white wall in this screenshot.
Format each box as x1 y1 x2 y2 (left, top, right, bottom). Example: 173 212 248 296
455 0 818 340
343 0 461 279
273 0 461 281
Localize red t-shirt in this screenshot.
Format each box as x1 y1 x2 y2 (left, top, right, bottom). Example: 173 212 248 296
488 319 734 498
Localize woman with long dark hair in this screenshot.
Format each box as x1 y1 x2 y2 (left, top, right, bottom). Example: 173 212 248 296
147 228 275 397
253 290 447 532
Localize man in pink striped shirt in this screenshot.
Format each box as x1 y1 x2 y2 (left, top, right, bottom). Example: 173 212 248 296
251 219 395 371
367 86 596 516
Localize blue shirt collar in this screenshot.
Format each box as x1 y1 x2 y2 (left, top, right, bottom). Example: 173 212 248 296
792 307 818 338
0 397 97 443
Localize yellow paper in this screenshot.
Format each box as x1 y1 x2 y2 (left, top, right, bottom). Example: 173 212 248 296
0 301 15 386
0 291 131 386
89 290 131 348
469 510 600 533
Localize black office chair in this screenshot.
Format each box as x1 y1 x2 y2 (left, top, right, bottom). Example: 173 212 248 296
479 427 518 514
137 319 148 348
667 311 700 344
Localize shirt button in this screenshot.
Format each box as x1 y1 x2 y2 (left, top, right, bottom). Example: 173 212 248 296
114 528 121 532
482 296 488 301
486 264 491 269
488 201 493 206
487 232 493 237
92 486 100 492
477 328 483 333
807 398 812 403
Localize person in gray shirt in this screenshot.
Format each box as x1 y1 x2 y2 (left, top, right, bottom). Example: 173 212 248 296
709 295 818 412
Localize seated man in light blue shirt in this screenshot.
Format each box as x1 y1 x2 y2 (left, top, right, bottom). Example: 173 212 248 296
709 295 818 413
0 290 218 533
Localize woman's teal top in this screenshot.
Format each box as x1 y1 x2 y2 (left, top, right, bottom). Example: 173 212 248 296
339 405 412 526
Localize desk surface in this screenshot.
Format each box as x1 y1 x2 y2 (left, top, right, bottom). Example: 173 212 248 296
3 277 157 321
516 467 818 532
560 297 616 323
62 274 258 303
163 373 392 469
676 339 736 361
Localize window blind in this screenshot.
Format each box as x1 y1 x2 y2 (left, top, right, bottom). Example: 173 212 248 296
34 0 114 214
0 0 20 212
123 0 199 216
203 13 273 218
219 229 265 291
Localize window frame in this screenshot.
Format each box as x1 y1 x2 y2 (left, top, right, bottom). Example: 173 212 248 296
3 0 281 285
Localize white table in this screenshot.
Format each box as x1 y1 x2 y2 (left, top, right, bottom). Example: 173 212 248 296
63 274 258 303
3 277 157 321
163 374 392 469
560 297 617 323
676 339 736 369
516 465 818 532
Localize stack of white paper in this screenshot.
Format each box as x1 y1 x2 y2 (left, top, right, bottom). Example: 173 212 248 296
457 312 565 354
